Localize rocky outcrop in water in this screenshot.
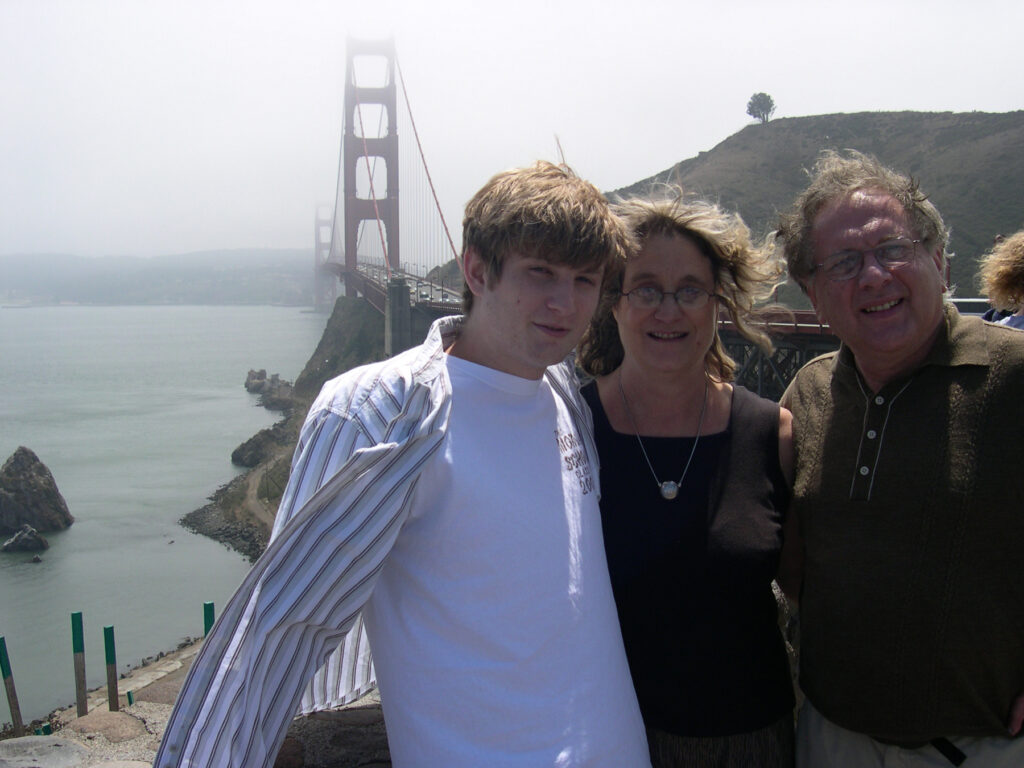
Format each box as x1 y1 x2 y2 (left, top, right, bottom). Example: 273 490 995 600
245 369 296 411
0 446 74 535
2 523 49 552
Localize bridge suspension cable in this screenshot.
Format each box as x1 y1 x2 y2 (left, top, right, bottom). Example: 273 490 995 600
395 55 460 269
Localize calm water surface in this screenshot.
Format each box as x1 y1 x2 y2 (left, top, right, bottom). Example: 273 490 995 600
0 305 327 723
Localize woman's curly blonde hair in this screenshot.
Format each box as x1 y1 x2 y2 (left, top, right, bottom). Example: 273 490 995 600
577 188 785 381
979 230 1024 312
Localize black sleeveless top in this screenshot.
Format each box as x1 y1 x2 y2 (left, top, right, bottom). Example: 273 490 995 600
582 382 794 736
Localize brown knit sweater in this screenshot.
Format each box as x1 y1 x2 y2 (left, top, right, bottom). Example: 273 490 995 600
782 305 1024 742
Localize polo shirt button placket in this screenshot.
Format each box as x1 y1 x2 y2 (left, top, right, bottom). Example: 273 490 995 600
852 398 886 500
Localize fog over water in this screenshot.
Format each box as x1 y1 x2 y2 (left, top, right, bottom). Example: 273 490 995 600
2 0 1021 260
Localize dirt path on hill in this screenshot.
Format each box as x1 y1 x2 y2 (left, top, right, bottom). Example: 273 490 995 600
243 461 278 532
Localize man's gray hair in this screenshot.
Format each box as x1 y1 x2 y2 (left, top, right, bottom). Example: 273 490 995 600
776 150 950 287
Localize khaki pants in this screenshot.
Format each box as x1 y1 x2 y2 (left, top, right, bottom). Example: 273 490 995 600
797 700 1024 767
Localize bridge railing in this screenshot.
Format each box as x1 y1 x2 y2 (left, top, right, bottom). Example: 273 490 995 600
343 271 839 398
719 307 832 337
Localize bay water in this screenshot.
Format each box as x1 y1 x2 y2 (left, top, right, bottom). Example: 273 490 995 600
0 305 328 724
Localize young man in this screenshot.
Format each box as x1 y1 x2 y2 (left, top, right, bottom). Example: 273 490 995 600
777 150 1024 767
154 162 651 768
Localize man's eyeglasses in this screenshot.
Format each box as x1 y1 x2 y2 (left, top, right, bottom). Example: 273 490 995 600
814 238 923 282
620 284 718 310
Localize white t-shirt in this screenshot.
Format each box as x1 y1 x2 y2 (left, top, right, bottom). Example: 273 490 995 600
362 354 650 767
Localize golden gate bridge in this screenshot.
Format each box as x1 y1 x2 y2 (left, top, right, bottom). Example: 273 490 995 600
312 38 985 400
313 38 460 316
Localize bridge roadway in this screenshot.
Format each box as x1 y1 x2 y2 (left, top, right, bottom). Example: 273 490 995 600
341 264 841 399
341 268 990 400
349 264 461 314
350 264 836 332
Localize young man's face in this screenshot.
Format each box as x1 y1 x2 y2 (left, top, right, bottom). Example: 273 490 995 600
459 249 604 379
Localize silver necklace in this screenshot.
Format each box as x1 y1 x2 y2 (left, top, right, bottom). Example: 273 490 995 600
617 373 709 500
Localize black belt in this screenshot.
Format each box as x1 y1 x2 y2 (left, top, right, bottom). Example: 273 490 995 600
929 738 967 766
877 736 967 766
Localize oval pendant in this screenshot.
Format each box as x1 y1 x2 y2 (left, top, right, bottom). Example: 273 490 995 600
660 481 679 500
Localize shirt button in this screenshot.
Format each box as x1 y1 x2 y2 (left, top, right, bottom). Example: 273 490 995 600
859 466 870 476
874 396 885 405
867 429 878 439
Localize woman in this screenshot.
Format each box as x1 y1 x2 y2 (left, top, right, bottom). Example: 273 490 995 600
577 192 795 767
979 230 1024 329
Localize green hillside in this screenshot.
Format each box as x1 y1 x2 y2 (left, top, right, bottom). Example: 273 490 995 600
612 111 1024 296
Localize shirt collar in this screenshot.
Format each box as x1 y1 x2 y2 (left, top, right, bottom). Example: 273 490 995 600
410 314 464 380
830 302 990 385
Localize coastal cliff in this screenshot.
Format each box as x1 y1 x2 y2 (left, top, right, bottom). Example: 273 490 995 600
181 296 385 560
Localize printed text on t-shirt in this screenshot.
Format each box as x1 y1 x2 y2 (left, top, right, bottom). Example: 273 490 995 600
555 429 594 495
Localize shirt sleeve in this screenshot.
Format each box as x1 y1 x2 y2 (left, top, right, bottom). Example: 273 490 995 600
272 406 375 541
154 396 445 767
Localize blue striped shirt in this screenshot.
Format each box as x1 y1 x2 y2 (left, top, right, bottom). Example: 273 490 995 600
154 316 616 767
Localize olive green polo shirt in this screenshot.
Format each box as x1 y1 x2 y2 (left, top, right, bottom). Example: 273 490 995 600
782 305 1024 742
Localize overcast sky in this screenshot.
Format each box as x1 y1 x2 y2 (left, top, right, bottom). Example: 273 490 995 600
2 0 1021 259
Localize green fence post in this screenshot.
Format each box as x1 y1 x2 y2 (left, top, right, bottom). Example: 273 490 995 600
0 636 25 737
71 611 88 716
103 625 119 712
203 601 215 637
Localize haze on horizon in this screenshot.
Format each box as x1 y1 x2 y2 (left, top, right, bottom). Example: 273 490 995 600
1 0 1021 259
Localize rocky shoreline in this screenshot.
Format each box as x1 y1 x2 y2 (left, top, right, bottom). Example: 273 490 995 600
178 295 386 564
180 497 270 563
177 400 304 562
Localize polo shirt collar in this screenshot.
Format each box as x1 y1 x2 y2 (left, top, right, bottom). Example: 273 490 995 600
830 302 989 386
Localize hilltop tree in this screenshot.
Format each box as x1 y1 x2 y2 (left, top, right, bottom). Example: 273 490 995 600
746 92 776 124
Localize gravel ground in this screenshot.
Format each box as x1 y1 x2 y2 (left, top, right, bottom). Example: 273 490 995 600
55 701 169 766
3 638 392 768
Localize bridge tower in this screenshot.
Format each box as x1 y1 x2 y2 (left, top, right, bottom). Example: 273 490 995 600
344 38 400 295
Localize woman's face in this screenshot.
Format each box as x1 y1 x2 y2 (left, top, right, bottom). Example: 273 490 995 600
612 232 718 377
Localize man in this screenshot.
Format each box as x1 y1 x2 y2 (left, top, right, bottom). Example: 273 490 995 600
154 162 651 767
777 149 1024 767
